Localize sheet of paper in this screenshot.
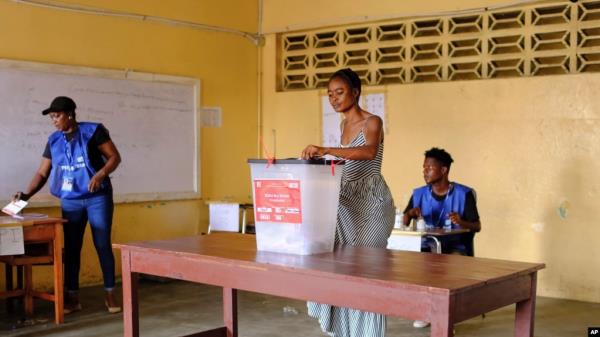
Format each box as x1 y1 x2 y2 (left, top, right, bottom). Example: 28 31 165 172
361 93 386 130
0 226 24 255
209 203 240 232
23 213 48 218
321 93 387 149
201 106 222 128
321 95 341 147
18 213 49 220
2 200 28 217
387 235 422 252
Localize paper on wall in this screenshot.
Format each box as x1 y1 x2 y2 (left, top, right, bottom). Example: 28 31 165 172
0 226 24 255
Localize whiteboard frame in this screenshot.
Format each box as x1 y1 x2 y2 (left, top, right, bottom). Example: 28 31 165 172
0 59 201 206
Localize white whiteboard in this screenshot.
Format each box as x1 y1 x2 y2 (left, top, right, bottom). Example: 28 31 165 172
0 60 200 206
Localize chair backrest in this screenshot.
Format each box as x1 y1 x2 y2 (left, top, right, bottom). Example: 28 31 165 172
462 187 478 257
460 232 475 257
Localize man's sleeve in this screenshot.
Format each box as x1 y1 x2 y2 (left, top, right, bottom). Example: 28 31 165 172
42 142 51 159
463 191 480 222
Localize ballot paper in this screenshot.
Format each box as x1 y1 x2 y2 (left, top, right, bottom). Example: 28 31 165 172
2 200 28 218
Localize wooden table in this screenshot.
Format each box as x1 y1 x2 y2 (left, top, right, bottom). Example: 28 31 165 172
0 216 65 324
115 233 544 337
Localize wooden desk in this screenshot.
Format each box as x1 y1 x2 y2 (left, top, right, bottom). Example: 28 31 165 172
115 233 544 337
0 216 65 324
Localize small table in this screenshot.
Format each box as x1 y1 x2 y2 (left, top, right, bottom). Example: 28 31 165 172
0 216 65 324
387 227 470 253
115 233 544 337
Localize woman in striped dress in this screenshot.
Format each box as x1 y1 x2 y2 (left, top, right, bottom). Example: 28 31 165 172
301 68 395 337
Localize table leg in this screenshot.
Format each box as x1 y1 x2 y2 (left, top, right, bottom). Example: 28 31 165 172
514 272 537 337
5 264 14 312
430 294 454 337
24 265 33 316
122 250 139 337
17 266 23 290
222 288 238 337
241 209 247 234
53 222 64 324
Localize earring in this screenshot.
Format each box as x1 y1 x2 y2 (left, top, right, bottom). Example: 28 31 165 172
68 116 72 120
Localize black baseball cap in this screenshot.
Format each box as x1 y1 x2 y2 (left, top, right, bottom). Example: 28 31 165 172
42 96 77 115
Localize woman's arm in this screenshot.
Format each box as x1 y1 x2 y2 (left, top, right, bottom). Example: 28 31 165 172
302 115 383 160
88 140 121 192
14 158 52 201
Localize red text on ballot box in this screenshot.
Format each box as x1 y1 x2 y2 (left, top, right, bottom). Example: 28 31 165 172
254 180 302 224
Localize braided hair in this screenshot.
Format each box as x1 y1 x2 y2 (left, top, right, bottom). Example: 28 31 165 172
329 68 362 103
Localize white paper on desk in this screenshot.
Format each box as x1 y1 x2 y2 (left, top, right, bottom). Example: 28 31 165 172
209 203 239 232
2 200 28 217
387 235 422 252
0 226 24 255
18 213 48 220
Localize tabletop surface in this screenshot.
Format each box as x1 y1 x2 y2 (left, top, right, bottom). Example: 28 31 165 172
116 233 544 294
0 215 64 227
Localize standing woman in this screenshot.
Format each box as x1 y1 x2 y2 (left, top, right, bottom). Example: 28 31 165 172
13 96 122 314
302 68 395 337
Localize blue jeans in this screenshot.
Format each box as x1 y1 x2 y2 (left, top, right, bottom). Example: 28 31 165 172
61 193 115 291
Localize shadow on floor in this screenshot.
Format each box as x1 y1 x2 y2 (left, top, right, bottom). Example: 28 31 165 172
1 278 599 336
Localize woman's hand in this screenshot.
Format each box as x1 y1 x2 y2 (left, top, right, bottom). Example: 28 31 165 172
301 145 327 159
13 191 30 202
88 171 106 192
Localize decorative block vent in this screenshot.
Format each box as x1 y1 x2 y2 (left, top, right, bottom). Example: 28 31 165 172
278 0 600 90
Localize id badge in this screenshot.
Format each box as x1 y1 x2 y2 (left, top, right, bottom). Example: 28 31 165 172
62 177 74 192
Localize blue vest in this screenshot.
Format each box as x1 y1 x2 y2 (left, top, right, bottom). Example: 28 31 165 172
48 122 110 199
412 183 472 229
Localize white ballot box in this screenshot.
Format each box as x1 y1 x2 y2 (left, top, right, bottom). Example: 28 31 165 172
248 159 344 255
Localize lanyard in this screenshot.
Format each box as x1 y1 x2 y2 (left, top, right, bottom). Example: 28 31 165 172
61 127 82 169
428 183 452 227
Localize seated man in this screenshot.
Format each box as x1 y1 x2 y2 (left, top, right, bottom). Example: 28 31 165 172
403 147 481 255
403 147 481 328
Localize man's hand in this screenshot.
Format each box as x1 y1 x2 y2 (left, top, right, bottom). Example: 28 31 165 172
402 207 421 226
407 207 422 219
448 212 462 225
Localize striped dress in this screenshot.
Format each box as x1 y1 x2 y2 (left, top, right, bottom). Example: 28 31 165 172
307 130 395 337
